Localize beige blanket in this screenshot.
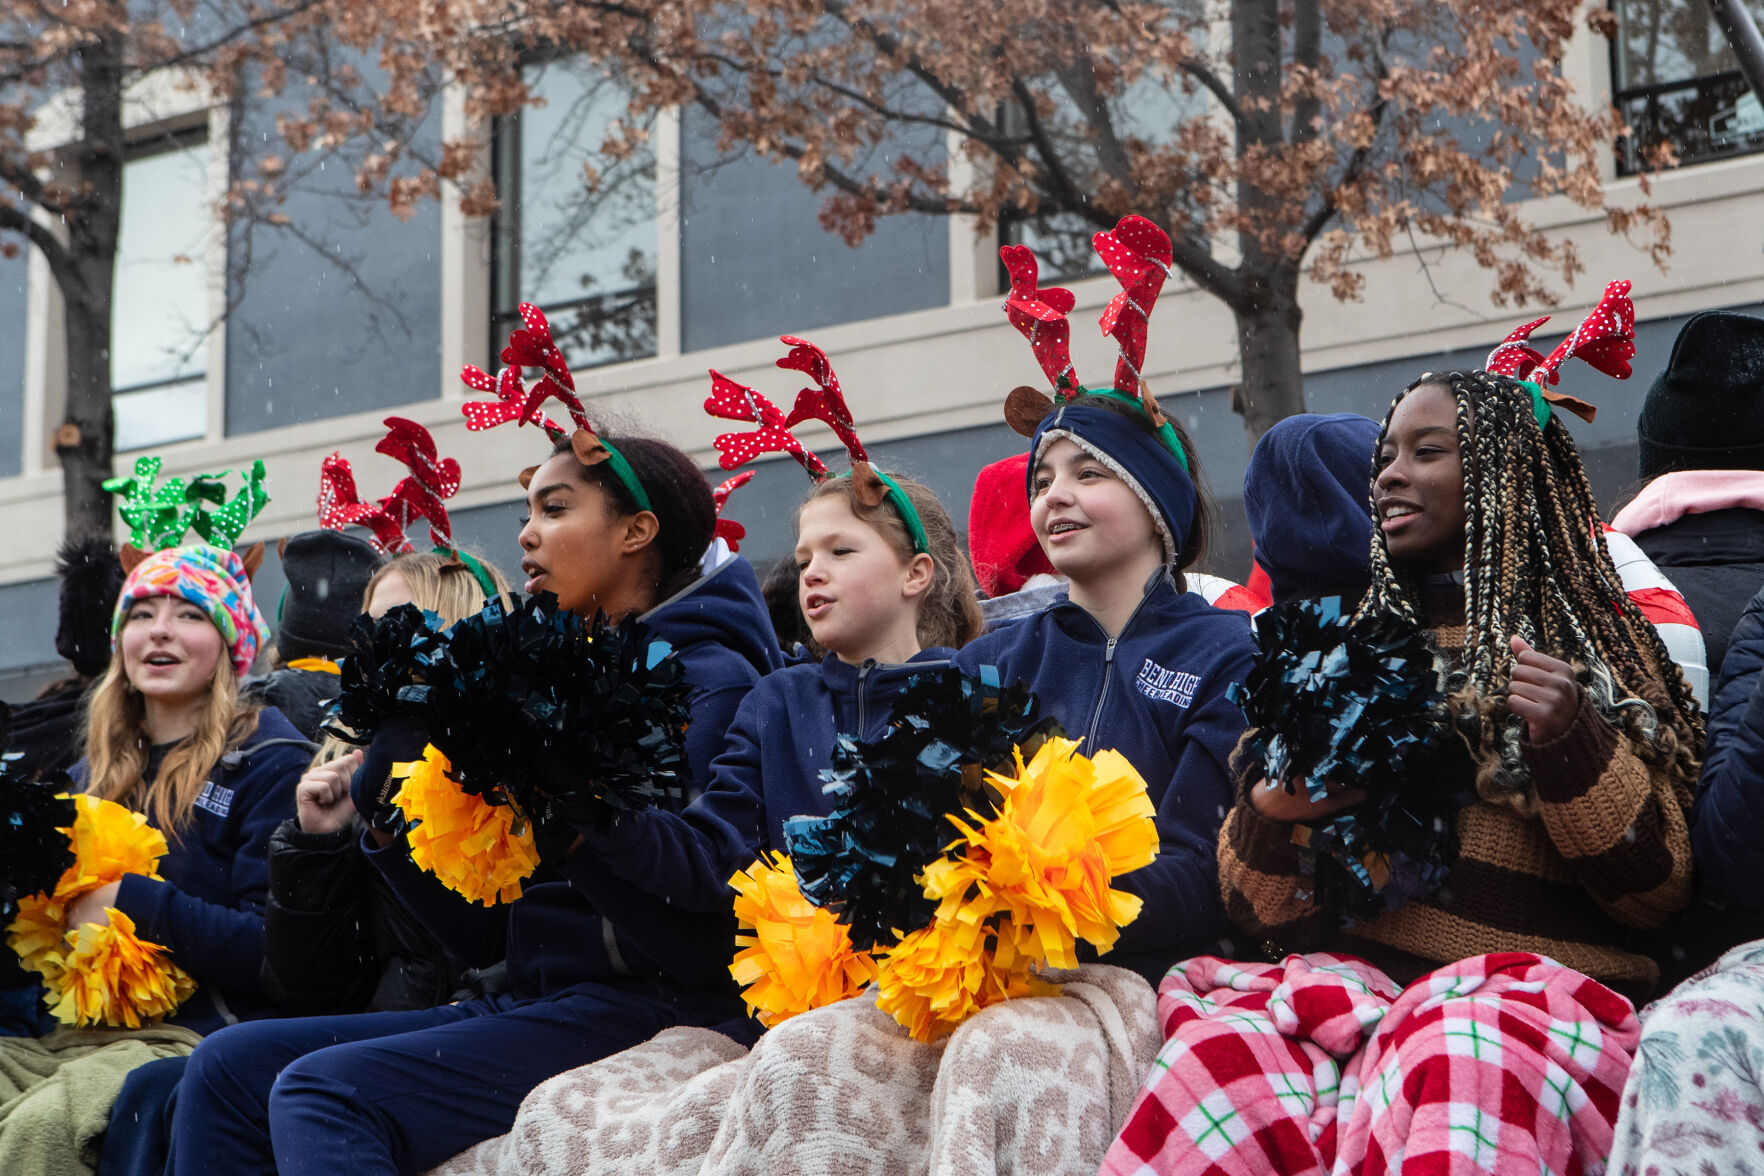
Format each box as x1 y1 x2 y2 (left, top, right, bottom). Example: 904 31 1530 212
431 963 1158 1176
0 1024 201 1176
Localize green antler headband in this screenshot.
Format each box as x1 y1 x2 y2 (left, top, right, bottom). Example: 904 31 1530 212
103 457 271 552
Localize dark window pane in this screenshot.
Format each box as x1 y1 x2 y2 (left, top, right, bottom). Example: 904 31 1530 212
493 58 657 369
222 56 443 436
1614 0 1764 172
678 105 949 351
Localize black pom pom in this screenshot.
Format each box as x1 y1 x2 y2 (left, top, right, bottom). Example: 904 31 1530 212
1227 597 1467 918
785 667 1061 951
323 604 450 743
0 703 76 921
417 592 693 824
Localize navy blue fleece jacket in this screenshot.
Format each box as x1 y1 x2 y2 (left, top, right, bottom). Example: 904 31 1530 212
953 574 1255 983
583 648 955 915
1691 582 1764 905
73 707 309 1034
365 555 786 998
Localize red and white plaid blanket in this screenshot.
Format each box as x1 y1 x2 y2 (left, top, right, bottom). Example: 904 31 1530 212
1102 951 1639 1176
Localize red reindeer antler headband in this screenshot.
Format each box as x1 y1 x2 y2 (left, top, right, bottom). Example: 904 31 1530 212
459 304 653 512
703 338 930 553
318 417 463 555
712 469 756 553
1484 279 1636 426
1000 215 1187 469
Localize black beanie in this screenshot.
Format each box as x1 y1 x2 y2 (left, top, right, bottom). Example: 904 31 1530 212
55 537 126 678
275 530 385 661
1637 310 1764 479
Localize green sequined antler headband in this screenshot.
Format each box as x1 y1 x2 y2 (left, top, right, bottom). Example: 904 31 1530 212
103 456 270 553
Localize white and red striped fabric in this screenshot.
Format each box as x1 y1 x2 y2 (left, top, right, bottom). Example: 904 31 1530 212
1601 526 1708 706
1188 571 1263 615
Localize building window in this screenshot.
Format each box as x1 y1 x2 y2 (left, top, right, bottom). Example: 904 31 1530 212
491 57 658 371
113 129 212 451
1614 0 1764 174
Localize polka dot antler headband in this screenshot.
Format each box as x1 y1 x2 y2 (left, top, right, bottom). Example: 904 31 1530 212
704 337 930 554
1483 278 1637 427
999 215 1189 471
103 456 271 556
712 469 756 553
317 416 497 597
459 303 653 513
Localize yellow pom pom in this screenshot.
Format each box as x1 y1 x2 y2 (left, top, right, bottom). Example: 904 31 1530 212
873 737 1156 1041
64 793 170 889
45 909 196 1028
395 745 539 906
6 795 195 1027
729 852 877 1027
875 911 1055 1043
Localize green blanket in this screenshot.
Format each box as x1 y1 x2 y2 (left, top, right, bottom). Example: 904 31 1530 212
0 1025 201 1176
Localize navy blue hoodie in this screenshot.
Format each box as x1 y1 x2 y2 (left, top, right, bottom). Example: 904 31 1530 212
953 573 1255 983
365 555 785 998
584 648 955 918
73 706 309 1034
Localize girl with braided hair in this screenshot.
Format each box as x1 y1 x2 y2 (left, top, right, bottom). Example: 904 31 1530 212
1104 285 1705 1176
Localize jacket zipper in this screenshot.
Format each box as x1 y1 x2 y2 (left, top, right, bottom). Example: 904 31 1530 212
1082 585 1159 749
855 659 876 736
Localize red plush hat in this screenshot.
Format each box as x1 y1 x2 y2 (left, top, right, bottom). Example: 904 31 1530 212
967 454 1056 597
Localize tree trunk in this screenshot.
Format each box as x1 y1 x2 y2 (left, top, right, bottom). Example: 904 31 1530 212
1231 269 1306 444
56 34 126 543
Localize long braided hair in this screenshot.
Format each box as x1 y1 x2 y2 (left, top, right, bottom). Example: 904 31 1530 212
1364 369 1703 810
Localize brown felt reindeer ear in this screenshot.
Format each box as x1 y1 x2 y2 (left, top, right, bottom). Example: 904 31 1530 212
239 541 266 583
1004 386 1055 438
518 465 539 491
277 536 289 560
850 462 891 508
118 544 150 575
569 429 613 469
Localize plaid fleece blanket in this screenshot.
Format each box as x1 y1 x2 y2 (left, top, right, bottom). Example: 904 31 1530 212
1102 951 1639 1176
428 963 1158 1176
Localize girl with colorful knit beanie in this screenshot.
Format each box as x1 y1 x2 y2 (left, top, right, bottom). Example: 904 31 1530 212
1102 283 1705 1176
66 542 310 1034
168 311 785 1176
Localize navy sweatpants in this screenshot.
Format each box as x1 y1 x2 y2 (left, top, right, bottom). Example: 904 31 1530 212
168 981 692 1175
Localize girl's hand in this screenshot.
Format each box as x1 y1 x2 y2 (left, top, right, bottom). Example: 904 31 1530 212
65 881 122 932
1508 636 1581 744
297 750 364 835
1248 777 1369 823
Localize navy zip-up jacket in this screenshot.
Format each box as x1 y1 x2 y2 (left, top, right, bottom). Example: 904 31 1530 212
1691 581 1764 905
584 648 955 917
365 555 785 998
73 706 309 1034
953 573 1255 984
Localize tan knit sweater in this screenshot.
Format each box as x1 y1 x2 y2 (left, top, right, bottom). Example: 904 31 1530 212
1219 592 1694 999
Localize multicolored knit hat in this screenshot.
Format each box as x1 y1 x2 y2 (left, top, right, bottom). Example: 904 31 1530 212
111 544 270 678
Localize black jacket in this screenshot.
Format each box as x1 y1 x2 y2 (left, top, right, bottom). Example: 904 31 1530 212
6 679 90 777
242 667 341 742
262 815 486 1015
1634 508 1764 681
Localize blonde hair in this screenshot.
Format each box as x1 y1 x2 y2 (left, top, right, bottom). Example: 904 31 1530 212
798 474 984 651
83 649 260 840
310 550 515 766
